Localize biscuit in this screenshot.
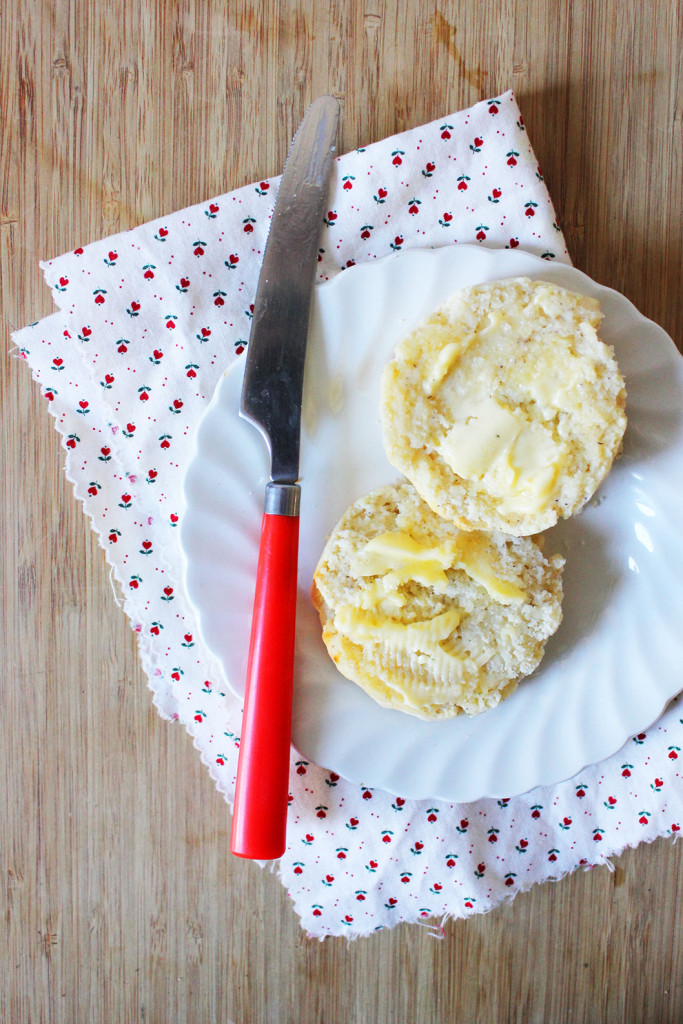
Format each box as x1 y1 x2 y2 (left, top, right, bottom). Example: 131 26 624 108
312 482 565 720
380 277 627 535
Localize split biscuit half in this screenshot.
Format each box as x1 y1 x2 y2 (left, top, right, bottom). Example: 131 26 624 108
311 482 565 720
380 277 627 536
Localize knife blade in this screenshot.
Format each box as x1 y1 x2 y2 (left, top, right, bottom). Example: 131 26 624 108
230 96 340 860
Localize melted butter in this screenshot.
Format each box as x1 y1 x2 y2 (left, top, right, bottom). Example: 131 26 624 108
440 398 520 480
477 309 508 337
440 395 569 515
335 605 461 648
424 337 474 395
355 530 526 606
522 341 586 412
528 283 562 316
422 311 506 398
418 284 604 517
456 535 526 604
356 531 456 590
502 426 561 512
357 577 408 610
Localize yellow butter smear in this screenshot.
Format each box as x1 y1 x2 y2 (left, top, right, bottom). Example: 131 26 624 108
336 530 528 704
334 605 461 648
334 605 469 694
354 530 526 605
439 397 565 515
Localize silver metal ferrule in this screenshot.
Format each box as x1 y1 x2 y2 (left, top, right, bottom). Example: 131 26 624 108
264 481 301 517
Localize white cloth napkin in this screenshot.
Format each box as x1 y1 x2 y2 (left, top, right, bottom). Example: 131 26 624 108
14 90 682 939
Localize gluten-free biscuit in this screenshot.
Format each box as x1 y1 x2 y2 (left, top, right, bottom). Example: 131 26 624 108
381 277 627 536
312 482 565 720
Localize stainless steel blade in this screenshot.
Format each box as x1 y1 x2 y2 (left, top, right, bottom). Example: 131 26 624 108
240 96 340 484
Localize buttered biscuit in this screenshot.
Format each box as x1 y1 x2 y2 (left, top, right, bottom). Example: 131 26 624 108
381 277 627 536
311 482 565 720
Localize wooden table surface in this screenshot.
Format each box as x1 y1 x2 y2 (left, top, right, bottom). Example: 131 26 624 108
2 2 682 1021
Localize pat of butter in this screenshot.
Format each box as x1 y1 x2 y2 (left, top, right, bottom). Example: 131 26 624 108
356 531 455 590
440 398 520 480
355 529 527 606
440 396 569 515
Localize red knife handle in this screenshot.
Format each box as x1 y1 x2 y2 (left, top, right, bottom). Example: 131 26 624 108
230 483 301 860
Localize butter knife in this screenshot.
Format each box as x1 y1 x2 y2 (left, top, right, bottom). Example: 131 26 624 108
230 96 340 860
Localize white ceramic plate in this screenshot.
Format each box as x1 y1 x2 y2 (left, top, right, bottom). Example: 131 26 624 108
180 244 683 801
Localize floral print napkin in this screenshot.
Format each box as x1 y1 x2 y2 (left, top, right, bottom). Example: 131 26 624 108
13 91 681 938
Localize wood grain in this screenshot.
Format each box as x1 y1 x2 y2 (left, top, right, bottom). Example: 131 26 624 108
2 1 682 1021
